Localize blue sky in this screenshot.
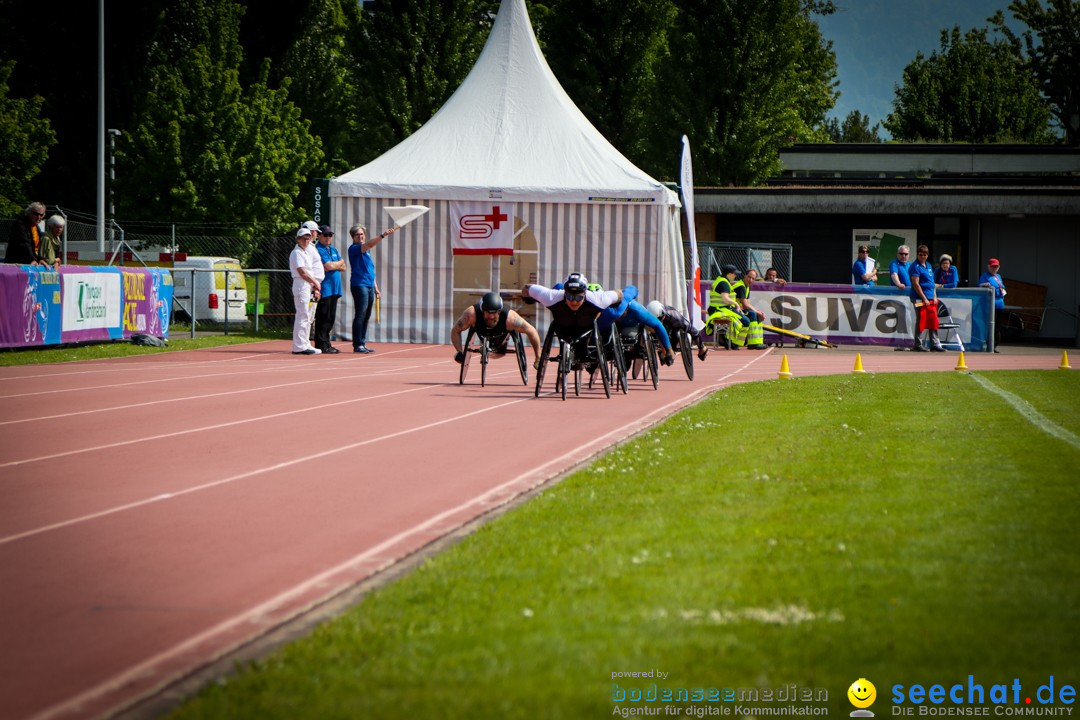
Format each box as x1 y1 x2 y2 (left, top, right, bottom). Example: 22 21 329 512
816 0 1023 136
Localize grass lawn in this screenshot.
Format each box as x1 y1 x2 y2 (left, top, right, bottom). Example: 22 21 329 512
172 371 1080 720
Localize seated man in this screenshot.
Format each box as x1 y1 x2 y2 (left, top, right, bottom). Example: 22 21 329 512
523 273 622 363
731 268 767 350
593 284 674 366
646 300 709 362
705 264 750 349
451 291 542 368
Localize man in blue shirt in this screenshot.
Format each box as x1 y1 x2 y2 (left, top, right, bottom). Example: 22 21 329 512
909 244 943 352
852 245 877 286
978 258 1006 352
889 245 918 348
314 225 346 353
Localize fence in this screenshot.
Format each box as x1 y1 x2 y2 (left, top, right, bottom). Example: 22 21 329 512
696 242 793 283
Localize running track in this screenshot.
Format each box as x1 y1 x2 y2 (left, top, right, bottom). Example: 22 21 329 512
0 341 1066 720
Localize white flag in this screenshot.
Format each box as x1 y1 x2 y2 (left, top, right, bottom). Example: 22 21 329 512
450 202 515 256
680 136 705 331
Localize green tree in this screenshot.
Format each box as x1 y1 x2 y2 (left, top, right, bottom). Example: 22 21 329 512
118 0 322 253
655 0 838 185
824 110 883 143
538 0 677 163
0 61 57 215
993 0 1080 145
884 26 1055 143
281 0 366 175
356 0 497 164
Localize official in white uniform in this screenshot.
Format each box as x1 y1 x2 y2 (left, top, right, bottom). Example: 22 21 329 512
289 227 323 355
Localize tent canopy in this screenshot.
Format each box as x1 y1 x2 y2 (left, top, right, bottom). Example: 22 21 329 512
331 0 677 206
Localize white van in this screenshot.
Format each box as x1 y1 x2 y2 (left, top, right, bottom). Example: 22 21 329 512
171 256 248 324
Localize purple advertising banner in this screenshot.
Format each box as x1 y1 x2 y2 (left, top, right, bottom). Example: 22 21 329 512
0 265 173 349
699 281 994 351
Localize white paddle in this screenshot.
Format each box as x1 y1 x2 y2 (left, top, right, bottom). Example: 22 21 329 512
382 205 429 236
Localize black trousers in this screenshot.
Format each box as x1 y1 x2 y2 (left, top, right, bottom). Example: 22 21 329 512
314 294 340 350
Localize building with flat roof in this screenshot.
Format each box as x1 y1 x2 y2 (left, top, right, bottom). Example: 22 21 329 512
691 144 1080 339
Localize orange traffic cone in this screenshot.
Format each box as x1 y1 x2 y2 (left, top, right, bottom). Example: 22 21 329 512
1060 351 1072 370
954 352 969 371
852 353 867 374
778 354 793 379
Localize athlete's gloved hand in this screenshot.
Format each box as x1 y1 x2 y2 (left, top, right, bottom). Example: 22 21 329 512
662 353 675 367
454 351 465 364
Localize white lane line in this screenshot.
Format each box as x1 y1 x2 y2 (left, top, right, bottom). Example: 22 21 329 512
0 368 414 427
0 347 279 381
0 378 452 470
0 344 440 395
968 373 1080 451
0 396 529 547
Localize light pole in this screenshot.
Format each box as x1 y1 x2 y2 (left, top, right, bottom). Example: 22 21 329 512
108 129 121 233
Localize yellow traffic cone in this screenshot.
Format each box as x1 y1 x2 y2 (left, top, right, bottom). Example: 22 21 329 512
852 353 867 374
778 354 793 379
1060 351 1072 370
954 352 969 371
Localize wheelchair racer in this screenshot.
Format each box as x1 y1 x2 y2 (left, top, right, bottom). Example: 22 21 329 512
646 300 709 362
451 291 542 367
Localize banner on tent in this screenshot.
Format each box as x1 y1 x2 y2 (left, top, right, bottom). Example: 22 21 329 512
450 202 515 255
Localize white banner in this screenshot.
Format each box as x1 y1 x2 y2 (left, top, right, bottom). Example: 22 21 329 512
450 202 515 255
680 136 705 331
62 273 122 330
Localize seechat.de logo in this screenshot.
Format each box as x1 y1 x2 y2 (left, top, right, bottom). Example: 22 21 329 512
849 678 878 717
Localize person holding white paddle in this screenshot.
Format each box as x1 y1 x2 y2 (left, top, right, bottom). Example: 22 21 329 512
348 224 392 354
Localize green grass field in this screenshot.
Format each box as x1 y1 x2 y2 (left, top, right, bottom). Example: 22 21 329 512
168 370 1080 719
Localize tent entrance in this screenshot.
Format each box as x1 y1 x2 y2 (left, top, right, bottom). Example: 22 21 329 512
451 216 538 326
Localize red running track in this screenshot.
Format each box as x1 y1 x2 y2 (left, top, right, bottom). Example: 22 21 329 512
0 340 1065 720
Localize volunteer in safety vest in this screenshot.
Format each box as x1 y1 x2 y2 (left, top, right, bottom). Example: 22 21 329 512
730 269 767 350
705 264 750 349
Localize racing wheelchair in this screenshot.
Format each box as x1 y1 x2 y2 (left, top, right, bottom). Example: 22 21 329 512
534 319 612 400
459 327 529 387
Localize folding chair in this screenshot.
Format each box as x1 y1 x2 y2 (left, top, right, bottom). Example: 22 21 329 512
937 301 964 352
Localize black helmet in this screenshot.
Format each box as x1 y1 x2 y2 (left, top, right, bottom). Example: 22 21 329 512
480 291 503 313
563 272 587 296
722 264 739 276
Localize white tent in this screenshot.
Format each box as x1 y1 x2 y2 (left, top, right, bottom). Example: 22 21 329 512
330 0 686 344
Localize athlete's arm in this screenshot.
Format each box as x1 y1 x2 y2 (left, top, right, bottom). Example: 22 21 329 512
508 310 542 362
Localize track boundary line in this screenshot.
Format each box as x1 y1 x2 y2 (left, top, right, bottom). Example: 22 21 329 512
968 373 1080 451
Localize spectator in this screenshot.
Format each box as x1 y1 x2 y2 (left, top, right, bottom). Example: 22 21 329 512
909 244 943 352
978 258 1006 352
4 202 46 265
936 254 958 289
889 245 911 291
705 264 750 349
313 225 345 353
39 215 64 268
289 227 322 355
763 267 786 285
348 223 395 354
851 245 877 286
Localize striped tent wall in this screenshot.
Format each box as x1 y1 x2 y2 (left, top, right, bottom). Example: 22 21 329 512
331 196 687 345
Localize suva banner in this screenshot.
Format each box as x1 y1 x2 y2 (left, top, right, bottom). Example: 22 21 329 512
0 265 173 348
745 283 995 351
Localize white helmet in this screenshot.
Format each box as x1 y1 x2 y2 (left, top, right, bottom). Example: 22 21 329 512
646 300 664 318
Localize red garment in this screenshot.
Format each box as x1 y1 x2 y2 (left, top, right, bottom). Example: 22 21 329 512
919 301 939 331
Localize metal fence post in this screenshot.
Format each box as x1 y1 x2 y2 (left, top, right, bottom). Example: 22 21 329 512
224 268 230 336
190 269 196 340
254 270 261 334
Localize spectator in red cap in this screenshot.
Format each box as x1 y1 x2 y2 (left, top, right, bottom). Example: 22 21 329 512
978 258 1006 352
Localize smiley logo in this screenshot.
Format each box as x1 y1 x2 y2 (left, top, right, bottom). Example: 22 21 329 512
848 678 877 715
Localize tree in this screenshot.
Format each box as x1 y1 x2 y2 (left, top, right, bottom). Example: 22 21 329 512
884 26 1055 143
993 0 1080 145
118 0 322 252
280 0 367 175
538 0 677 164
356 0 498 165
0 61 57 215
654 0 839 185
825 110 882 143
